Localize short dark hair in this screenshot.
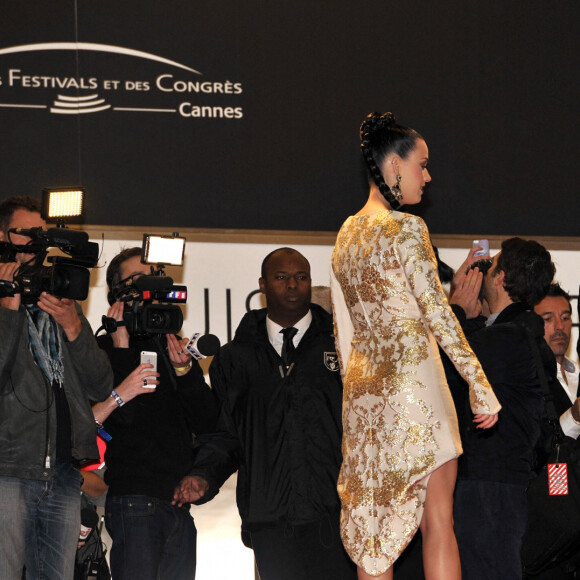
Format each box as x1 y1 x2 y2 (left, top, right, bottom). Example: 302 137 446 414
106 247 143 293
260 247 309 278
495 237 555 306
0 196 41 233
543 283 572 310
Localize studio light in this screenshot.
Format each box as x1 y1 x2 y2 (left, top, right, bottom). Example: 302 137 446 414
142 233 186 266
41 187 85 225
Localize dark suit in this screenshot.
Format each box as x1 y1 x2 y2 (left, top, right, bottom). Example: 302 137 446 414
453 303 552 580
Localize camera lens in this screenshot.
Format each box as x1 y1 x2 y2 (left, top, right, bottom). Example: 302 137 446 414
148 310 170 329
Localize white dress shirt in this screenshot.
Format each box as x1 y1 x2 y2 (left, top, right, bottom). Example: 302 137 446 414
558 357 580 438
265 310 312 357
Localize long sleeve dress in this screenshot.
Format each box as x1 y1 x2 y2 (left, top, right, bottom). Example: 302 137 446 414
330 209 500 576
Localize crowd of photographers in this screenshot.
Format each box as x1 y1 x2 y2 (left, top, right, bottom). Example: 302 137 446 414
0 196 221 580
0 194 579 580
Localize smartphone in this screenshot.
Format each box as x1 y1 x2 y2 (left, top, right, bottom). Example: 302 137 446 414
472 239 490 257
471 239 492 275
140 350 157 388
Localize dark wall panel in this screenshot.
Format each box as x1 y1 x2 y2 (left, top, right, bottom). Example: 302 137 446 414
0 1 578 235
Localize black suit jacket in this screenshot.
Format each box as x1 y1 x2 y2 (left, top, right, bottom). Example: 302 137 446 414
452 303 556 485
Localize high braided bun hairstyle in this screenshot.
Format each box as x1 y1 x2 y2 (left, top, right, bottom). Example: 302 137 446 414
360 112 423 210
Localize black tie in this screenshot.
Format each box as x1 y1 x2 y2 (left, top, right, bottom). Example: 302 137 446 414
281 327 298 367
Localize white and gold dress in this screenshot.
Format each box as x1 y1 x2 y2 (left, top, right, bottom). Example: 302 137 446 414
330 209 500 576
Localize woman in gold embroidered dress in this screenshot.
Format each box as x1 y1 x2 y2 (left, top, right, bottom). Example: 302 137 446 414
330 113 501 579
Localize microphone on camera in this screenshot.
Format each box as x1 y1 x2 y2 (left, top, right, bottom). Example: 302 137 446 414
11 227 89 246
185 333 221 360
79 507 99 541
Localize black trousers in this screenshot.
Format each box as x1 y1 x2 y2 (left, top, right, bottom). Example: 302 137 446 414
454 479 528 580
248 513 357 580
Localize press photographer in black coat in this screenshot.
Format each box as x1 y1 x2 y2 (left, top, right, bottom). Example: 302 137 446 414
93 247 218 580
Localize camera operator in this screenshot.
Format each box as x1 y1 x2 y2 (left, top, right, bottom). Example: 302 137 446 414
0 196 114 580
94 247 218 580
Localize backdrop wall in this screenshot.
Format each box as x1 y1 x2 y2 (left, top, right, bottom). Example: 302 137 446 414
1 1 579 236
82 234 580 367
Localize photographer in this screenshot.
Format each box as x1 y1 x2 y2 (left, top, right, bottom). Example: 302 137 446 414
0 196 114 580
95 247 218 580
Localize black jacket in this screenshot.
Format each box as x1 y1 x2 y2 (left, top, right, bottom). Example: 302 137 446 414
98 334 218 501
190 304 344 530
454 303 555 485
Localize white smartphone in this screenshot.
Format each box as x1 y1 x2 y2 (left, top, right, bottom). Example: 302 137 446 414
472 239 490 257
140 350 157 388
471 239 493 275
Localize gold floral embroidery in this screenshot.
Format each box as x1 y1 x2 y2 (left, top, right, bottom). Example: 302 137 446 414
331 210 500 575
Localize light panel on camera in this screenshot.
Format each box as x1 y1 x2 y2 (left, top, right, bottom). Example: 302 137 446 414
142 234 186 266
41 188 85 222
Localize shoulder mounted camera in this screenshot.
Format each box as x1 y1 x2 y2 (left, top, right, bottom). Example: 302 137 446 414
0 227 98 304
102 233 187 338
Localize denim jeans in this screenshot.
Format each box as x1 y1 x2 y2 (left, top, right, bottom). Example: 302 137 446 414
0 462 82 580
105 494 197 580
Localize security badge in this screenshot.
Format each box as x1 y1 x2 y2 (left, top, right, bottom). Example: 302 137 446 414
324 352 339 372
548 462 568 495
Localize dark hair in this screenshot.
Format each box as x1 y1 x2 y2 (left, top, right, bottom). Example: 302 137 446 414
543 282 572 310
495 237 555 306
360 112 423 210
432 244 455 284
106 246 143 296
0 196 42 233
260 247 309 278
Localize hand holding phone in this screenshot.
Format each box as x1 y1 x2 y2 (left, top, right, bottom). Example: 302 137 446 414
140 351 158 388
472 239 490 258
471 239 492 275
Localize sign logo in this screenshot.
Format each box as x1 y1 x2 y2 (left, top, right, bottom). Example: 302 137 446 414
0 42 243 119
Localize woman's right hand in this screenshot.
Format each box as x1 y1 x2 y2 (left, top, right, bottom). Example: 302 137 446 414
115 363 160 404
473 413 498 429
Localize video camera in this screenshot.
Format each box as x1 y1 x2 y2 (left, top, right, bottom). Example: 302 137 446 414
0 227 99 304
107 233 187 337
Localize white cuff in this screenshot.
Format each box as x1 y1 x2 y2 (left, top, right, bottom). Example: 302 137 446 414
560 408 580 439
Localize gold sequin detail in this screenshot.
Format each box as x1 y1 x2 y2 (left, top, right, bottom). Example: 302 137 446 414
331 211 500 575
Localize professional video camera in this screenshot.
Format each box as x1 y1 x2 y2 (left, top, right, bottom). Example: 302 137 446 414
106 233 188 337
0 227 98 304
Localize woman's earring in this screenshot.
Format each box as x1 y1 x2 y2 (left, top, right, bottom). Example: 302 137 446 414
391 174 403 201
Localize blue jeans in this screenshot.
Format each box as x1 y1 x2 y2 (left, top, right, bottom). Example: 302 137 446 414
0 462 82 580
105 494 197 580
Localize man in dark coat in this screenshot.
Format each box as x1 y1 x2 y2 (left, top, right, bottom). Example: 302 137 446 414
0 196 113 580
173 247 356 580
95 247 218 580
534 284 579 436
450 237 555 580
